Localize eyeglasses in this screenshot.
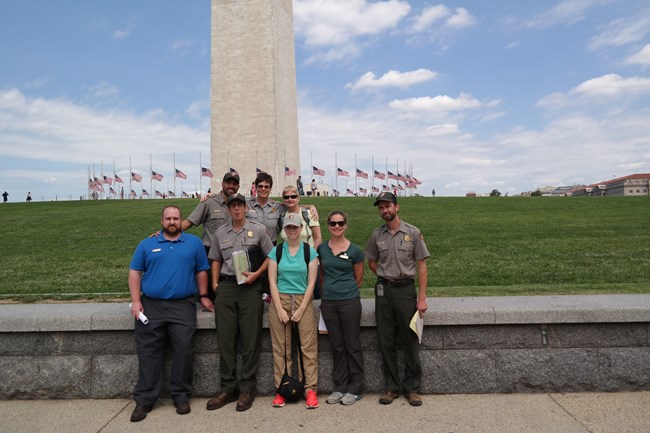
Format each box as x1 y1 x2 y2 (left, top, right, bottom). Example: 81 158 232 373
328 221 346 227
283 194 298 200
256 184 271 189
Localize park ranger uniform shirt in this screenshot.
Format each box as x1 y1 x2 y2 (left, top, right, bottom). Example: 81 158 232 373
209 219 274 276
365 220 430 280
187 191 230 248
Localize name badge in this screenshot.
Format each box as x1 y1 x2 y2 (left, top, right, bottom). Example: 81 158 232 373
152 248 161 253
340 253 349 260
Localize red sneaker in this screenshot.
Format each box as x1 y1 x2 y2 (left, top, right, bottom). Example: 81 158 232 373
305 390 319 409
272 393 285 408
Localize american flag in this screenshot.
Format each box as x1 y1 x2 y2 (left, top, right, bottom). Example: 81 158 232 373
229 167 239 175
256 167 263 173
387 171 399 180
397 173 406 182
109 187 116 195
168 190 176 197
374 170 385 180
356 168 368 179
152 171 164 182
130 189 137 198
312 166 325 176
372 186 380 193
103 175 113 186
359 187 368 194
337 168 350 177
142 189 149 197
155 190 163 198
94 176 104 185
285 166 296 176
346 188 355 195
182 191 190 198
88 179 102 192
131 172 142 182
201 167 213 178
175 169 187 180
114 174 124 183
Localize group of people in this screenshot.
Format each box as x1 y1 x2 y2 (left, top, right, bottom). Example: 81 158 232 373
128 171 429 422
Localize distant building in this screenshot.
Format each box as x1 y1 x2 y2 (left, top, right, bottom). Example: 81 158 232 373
466 191 477 197
571 174 650 196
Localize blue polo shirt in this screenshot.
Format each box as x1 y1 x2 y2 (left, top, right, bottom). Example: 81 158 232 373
130 231 210 300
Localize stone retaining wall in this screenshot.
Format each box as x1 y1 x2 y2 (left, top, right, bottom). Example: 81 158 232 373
1 295 649 399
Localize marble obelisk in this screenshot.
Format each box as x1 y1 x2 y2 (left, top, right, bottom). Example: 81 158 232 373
211 0 300 196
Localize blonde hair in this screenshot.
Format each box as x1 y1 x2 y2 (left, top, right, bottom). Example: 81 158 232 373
282 185 298 196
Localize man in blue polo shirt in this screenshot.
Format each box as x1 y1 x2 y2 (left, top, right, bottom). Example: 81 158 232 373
128 205 212 422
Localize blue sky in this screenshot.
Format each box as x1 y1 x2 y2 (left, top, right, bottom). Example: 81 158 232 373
1 0 649 200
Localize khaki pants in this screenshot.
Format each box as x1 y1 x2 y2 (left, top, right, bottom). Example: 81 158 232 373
268 293 318 394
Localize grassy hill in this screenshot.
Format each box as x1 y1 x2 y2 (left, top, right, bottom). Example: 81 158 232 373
1 195 649 301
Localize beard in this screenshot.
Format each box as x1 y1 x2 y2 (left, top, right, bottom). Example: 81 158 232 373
381 211 397 222
163 224 179 236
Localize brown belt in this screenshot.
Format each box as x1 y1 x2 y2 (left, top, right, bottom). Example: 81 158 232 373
378 277 414 288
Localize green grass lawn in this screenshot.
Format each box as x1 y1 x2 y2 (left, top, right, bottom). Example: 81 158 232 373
1 196 649 301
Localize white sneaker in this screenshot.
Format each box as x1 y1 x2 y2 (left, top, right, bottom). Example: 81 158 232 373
326 391 344 404
341 393 362 405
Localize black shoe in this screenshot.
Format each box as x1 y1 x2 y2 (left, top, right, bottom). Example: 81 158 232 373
174 401 191 415
130 403 152 422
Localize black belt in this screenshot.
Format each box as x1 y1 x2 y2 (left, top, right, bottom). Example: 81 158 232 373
378 277 414 288
219 274 237 282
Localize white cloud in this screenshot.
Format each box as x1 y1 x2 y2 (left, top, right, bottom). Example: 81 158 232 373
346 69 438 91
570 74 650 97
112 29 130 40
445 7 475 29
410 5 476 33
170 38 194 56
294 0 410 47
389 93 482 112
411 5 449 32
624 43 650 65
588 15 650 50
424 123 460 136
0 88 208 167
537 74 650 108
525 0 609 30
87 81 120 98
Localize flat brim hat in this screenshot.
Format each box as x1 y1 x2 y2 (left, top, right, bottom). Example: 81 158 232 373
226 193 246 206
373 191 397 205
283 212 303 227
223 172 240 183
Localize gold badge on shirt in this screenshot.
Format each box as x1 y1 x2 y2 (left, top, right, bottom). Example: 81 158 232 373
404 235 412 242
247 231 254 238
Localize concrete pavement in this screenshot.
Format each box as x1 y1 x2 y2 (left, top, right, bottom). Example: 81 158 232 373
1 392 649 433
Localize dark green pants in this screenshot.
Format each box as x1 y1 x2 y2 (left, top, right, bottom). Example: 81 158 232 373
214 279 263 393
375 281 421 394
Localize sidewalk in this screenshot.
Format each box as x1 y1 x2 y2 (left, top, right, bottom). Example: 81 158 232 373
1 392 649 433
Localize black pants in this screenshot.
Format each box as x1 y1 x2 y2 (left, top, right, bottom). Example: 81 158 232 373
134 296 196 406
321 298 364 395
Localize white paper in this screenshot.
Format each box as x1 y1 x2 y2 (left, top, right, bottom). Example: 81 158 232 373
129 303 149 325
409 311 423 344
318 311 328 334
232 250 250 285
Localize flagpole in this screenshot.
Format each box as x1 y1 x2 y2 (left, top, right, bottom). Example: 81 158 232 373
129 156 132 199
371 154 375 196
335 152 338 196
173 152 176 198
199 151 202 195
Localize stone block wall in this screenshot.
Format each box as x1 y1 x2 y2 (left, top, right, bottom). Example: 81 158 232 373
0 295 649 399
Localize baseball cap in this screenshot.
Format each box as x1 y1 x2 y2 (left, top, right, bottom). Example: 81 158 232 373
373 191 398 206
226 193 246 206
223 172 240 183
283 212 303 227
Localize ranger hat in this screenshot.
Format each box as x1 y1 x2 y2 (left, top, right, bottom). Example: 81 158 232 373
282 212 303 227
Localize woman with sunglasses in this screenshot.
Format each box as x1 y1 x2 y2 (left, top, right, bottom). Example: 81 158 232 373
268 213 320 409
317 211 365 405
279 185 322 249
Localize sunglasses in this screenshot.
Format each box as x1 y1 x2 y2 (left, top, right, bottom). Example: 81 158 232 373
327 221 346 227
283 194 298 200
256 184 271 189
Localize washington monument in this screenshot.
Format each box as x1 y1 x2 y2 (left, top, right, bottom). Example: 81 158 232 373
211 0 300 196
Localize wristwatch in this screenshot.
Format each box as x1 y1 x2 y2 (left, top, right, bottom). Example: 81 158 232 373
199 294 209 299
